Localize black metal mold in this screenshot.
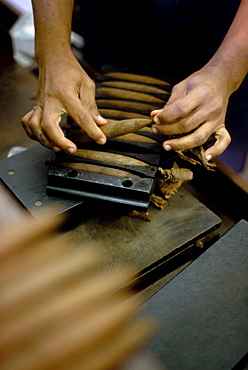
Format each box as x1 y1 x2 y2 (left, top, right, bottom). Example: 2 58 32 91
47 166 155 211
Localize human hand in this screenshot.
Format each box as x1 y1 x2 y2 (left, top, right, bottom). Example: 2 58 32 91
21 52 107 154
151 67 232 161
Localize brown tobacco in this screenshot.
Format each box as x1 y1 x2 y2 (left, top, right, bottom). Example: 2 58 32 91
62 163 140 178
104 72 171 86
75 149 149 167
96 87 165 103
98 109 149 119
100 81 170 95
97 99 160 112
114 133 157 143
176 146 216 171
158 166 193 183
70 118 153 143
151 163 193 210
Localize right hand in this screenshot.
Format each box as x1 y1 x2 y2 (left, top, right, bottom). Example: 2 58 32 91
21 52 107 153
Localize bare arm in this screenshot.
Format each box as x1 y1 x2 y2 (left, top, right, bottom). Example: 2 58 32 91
22 0 107 153
151 0 248 160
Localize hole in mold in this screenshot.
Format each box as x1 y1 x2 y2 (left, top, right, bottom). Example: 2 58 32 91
67 169 78 177
122 179 133 188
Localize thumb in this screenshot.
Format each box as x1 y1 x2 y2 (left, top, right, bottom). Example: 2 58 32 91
151 80 187 119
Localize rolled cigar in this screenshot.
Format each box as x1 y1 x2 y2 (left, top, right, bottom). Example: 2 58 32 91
62 163 140 178
104 71 171 86
96 99 160 112
96 87 164 103
75 149 149 167
114 133 157 143
69 118 153 143
98 109 149 119
139 126 153 133
100 81 170 94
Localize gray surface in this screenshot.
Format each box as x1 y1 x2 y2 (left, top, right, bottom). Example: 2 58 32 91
0 144 221 278
0 144 83 215
143 220 248 370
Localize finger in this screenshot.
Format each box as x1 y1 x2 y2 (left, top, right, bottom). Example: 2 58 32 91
150 109 162 117
204 127 231 160
41 110 77 153
21 109 37 139
85 101 108 127
26 106 53 146
152 107 206 136
152 84 200 124
66 99 107 145
79 77 108 127
162 122 213 151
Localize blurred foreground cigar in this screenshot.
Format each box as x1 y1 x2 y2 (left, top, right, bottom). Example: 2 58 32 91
68 118 153 143
0 210 154 370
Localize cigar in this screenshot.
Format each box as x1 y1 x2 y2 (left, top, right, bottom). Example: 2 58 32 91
75 149 149 167
69 118 153 143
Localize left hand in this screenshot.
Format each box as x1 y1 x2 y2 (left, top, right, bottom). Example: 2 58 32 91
151 67 232 161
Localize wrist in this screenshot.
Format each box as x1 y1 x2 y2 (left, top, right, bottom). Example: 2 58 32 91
36 44 74 67
204 57 247 95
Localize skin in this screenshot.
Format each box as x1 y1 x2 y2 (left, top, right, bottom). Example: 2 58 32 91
22 0 107 154
151 0 248 161
22 0 248 159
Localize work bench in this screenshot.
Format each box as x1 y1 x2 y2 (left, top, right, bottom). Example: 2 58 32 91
0 63 248 369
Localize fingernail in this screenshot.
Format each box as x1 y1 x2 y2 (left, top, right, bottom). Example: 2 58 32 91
206 154 212 161
97 137 106 145
67 147 75 154
52 146 60 152
153 116 161 124
164 144 172 151
98 115 107 124
152 127 158 134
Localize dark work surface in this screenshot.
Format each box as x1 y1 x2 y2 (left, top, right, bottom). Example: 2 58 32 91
143 219 248 370
0 145 84 217
0 144 221 284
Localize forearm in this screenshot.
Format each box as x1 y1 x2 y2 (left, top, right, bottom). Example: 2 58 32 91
31 0 74 63
206 0 248 93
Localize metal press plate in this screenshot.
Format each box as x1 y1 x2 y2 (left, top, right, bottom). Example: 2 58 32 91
0 145 85 217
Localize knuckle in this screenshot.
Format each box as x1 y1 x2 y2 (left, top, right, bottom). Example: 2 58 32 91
40 119 51 131
74 111 88 125
83 76 95 92
227 133 231 144
194 130 209 146
28 119 38 131
21 115 28 125
171 83 180 95
21 118 28 128
175 100 188 116
181 119 195 133
211 99 222 115
86 101 98 113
